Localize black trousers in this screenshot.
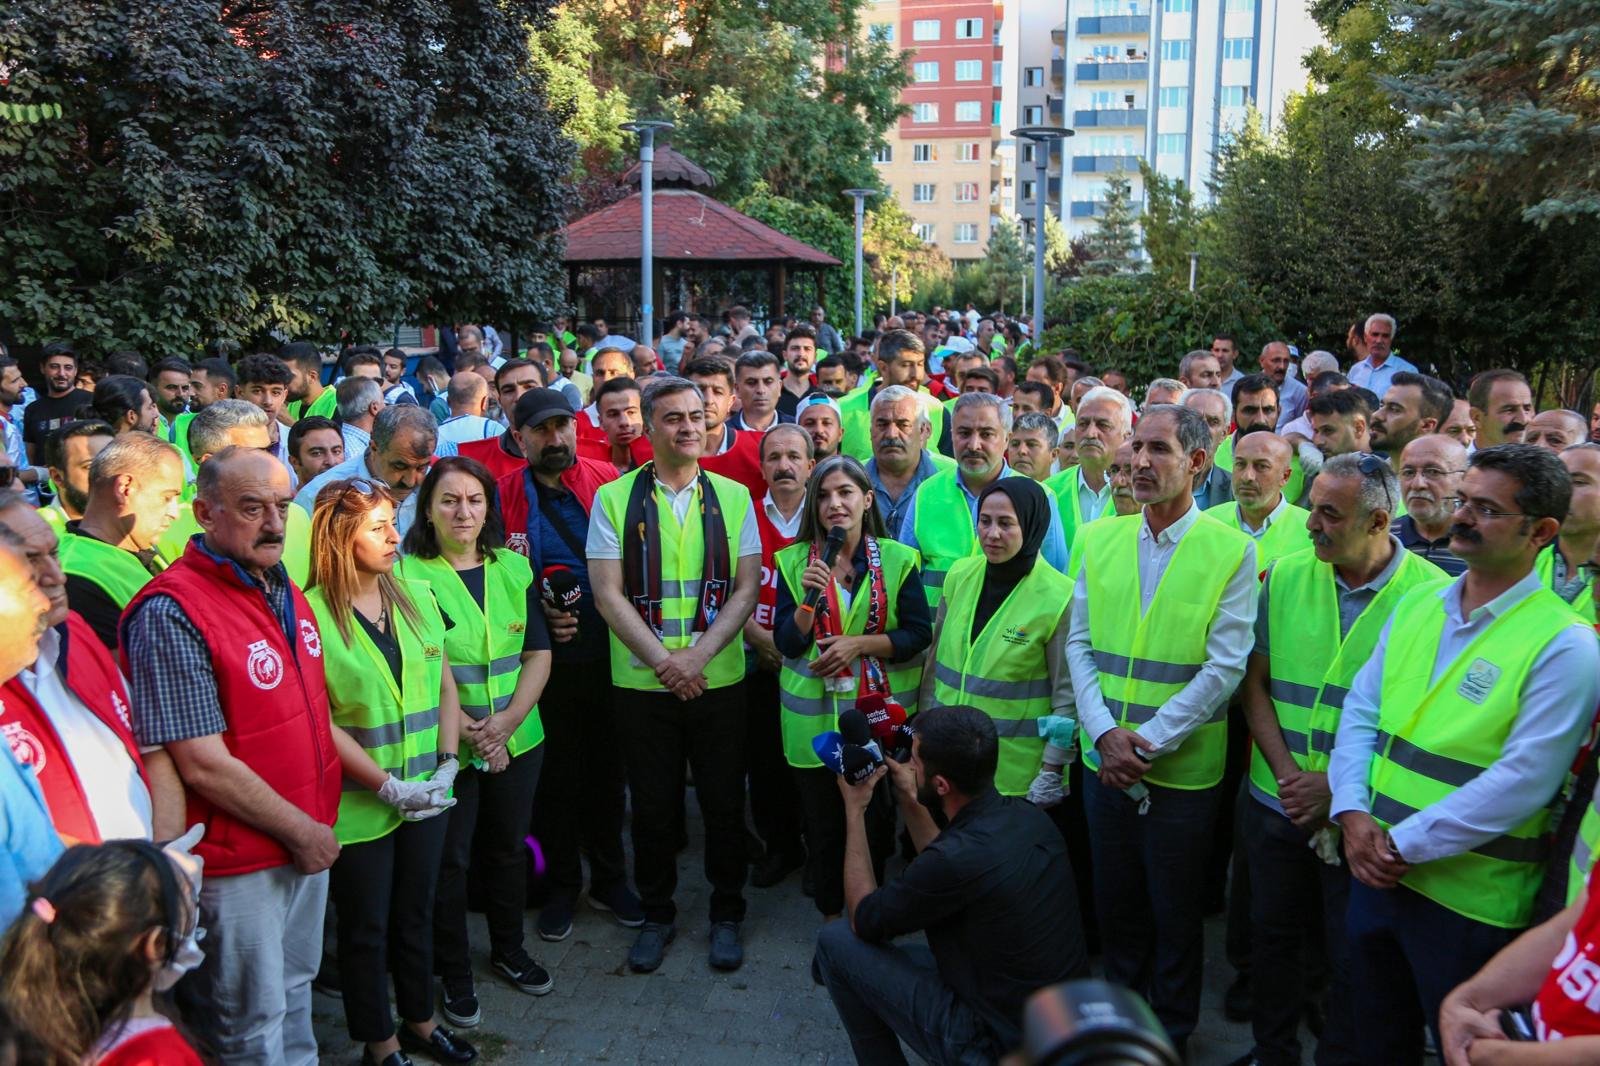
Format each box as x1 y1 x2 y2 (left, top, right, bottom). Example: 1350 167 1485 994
622 685 748 925
793 765 895 917
746 667 804 860
329 814 450 1043
532 663 629 902
434 744 544 981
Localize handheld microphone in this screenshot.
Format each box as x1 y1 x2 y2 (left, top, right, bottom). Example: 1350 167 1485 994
838 707 884 763
541 565 582 613
812 731 848 775
793 525 848 630
859 696 907 746
840 744 880 786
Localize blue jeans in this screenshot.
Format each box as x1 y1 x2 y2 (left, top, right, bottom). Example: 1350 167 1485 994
814 921 1004 1066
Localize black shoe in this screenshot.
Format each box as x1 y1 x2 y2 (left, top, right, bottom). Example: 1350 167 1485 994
398 1025 478 1065
536 896 574 942
492 950 553 995
1224 973 1252 1023
751 850 805 888
708 921 743 971
587 883 645 928
361 1050 413 1066
628 922 676 972
439 977 480 1028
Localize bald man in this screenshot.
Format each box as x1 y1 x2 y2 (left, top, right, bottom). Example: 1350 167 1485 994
436 371 502 453
1207 431 1312 571
1524 409 1589 455
1393 434 1469 577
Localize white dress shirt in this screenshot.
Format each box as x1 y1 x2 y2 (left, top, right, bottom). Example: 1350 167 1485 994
586 475 762 561
1328 570 1600 864
762 492 805 540
1235 494 1291 538
1067 502 1259 754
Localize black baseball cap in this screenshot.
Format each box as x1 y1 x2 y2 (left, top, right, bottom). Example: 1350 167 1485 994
512 388 575 431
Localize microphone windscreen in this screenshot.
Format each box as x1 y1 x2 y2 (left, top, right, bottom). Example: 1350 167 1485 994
541 566 582 610
812 731 847 775
863 698 907 743
838 707 874 748
841 744 880 785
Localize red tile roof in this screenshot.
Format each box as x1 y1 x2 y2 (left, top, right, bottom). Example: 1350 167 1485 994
563 189 841 267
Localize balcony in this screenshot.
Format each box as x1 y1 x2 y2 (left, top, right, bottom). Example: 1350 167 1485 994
1076 61 1149 81
1071 154 1143 173
1048 97 1063 121
1074 108 1147 128
1051 57 1064 85
1077 15 1152 35
1024 177 1065 205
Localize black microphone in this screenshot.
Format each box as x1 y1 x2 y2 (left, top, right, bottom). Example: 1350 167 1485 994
541 565 582 614
794 525 848 629
838 706 883 763
841 744 880 786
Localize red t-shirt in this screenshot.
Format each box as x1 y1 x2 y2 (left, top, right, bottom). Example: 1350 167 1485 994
1534 862 1600 1039
95 1019 204 1066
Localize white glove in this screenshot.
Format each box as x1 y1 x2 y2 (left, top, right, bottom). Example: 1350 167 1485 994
378 774 454 819
1026 769 1067 808
428 758 459 798
162 824 206 901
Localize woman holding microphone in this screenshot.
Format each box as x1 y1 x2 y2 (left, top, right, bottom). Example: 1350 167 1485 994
307 478 477 1066
772 454 931 919
399 456 554 1026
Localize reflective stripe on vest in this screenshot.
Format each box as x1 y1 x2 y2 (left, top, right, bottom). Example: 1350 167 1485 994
932 554 1072 795
1079 513 1250 790
400 551 544 759
594 468 751 692
1369 584 1585 928
1252 547 1446 799
1569 785 1600 906
774 538 923 768
308 578 445 845
58 532 156 608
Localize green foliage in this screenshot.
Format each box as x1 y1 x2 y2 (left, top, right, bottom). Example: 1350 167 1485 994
527 8 634 180
0 0 574 353
864 198 950 311
1138 160 1200 286
1079 174 1141 276
1042 212 1075 280
978 219 1028 313
736 182 866 327
1040 274 1281 385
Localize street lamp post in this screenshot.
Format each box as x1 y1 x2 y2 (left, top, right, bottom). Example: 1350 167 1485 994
844 189 877 338
1009 125 1073 347
1187 251 1200 292
621 119 675 341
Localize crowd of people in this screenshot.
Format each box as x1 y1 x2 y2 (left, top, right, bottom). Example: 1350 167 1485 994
1 306 1600 1066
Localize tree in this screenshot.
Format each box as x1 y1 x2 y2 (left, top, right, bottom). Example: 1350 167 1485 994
0 0 574 353
736 182 865 329
1079 173 1141 275
864 197 950 312
1042 212 1075 280
980 219 1028 313
1138 160 1200 285
527 8 634 183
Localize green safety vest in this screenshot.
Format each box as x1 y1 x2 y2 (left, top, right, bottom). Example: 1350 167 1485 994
1369 584 1587 928
594 467 751 692
1535 544 1597 624
1043 465 1111 552
1251 547 1446 800
58 531 158 609
38 504 66 538
155 502 311 588
308 579 445 846
171 412 196 468
840 386 947 462
1567 784 1600 906
774 538 924 767
909 468 991 612
399 551 544 759
1204 500 1313 574
1078 513 1250 789
1214 435 1306 505
932 554 1071 795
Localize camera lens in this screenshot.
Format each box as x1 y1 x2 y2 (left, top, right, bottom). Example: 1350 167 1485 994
1023 979 1179 1066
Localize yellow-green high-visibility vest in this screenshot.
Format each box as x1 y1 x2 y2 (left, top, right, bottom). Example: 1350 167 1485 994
774 537 924 768
155 502 311 588
1204 500 1313 575
1044 465 1111 551
308 579 445 846
1536 544 1597 624
38 504 66 538
1369 584 1588 928
1079 512 1251 789
909 468 988 612
1252 547 1446 800
399 550 544 759
932 554 1071 795
58 531 159 609
1214 435 1306 505
594 467 751 692
171 411 196 469
287 385 338 424
1568 787 1600 906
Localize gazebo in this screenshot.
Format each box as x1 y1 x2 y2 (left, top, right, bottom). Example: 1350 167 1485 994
562 146 841 339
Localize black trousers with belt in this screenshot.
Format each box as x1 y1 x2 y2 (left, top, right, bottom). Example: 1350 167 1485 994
746 666 805 862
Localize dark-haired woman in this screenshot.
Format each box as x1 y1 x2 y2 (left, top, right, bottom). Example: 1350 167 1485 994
773 454 931 919
399 457 554 1028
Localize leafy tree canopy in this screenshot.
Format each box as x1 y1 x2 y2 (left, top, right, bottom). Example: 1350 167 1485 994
1079 173 1141 276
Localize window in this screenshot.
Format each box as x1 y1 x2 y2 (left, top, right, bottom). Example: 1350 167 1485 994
994 61 1004 86
955 100 982 122
1157 133 1186 155
955 17 983 38
1223 37 1255 59
1219 86 1249 107
872 143 893 164
1162 0 1192 11
1024 105 1044 125
1225 0 1256 10
913 143 937 162
912 102 939 123
957 142 982 162
913 61 939 82
868 22 894 42
912 19 940 40
1090 90 1115 109
1024 66 1044 87
1158 86 1189 109
912 183 936 203
1021 142 1035 164
1093 0 1121 13
954 223 980 243
993 100 1002 125
954 182 980 203
1091 44 1119 59
1021 180 1036 201
953 60 981 81
1160 39 1192 61
914 223 936 242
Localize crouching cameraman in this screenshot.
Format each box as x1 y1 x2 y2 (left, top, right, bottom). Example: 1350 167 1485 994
815 705 1089 1065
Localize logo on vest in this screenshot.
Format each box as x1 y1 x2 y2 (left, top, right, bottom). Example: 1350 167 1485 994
110 690 131 730
1001 624 1030 647
1458 658 1501 705
300 619 322 659
246 640 285 690
423 642 442 661
2 722 45 773
507 532 529 556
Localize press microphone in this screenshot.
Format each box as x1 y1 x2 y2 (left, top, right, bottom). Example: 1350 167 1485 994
541 565 582 614
838 707 883 763
840 744 880 786
793 525 848 630
858 695 907 746
812 731 847 775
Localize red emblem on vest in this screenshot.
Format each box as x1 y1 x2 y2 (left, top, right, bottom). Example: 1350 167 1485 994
246 640 284 690
299 619 322 659
2 721 46 774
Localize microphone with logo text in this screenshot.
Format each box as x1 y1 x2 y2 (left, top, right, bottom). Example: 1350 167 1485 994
541 565 583 614
838 706 885 763
792 525 848 631
811 730 882 786
857 695 912 761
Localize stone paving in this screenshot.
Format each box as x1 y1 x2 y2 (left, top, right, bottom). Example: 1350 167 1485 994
312 802 1288 1065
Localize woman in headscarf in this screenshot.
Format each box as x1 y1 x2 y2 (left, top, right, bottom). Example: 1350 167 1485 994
918 476 1076 798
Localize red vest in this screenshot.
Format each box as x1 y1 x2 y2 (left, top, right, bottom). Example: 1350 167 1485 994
120 542 340 877
459 433 527 481
497 457 617 559
752 499 798 630
0 612 146 843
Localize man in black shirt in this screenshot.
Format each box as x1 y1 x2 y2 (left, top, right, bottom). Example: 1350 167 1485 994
22 344 92 462
816 705 1088 1065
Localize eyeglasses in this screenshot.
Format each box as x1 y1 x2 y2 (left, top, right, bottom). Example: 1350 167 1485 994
327 477 381 522
1399 466 1465 481
1354 453 1390 479
1452 499 1527 520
